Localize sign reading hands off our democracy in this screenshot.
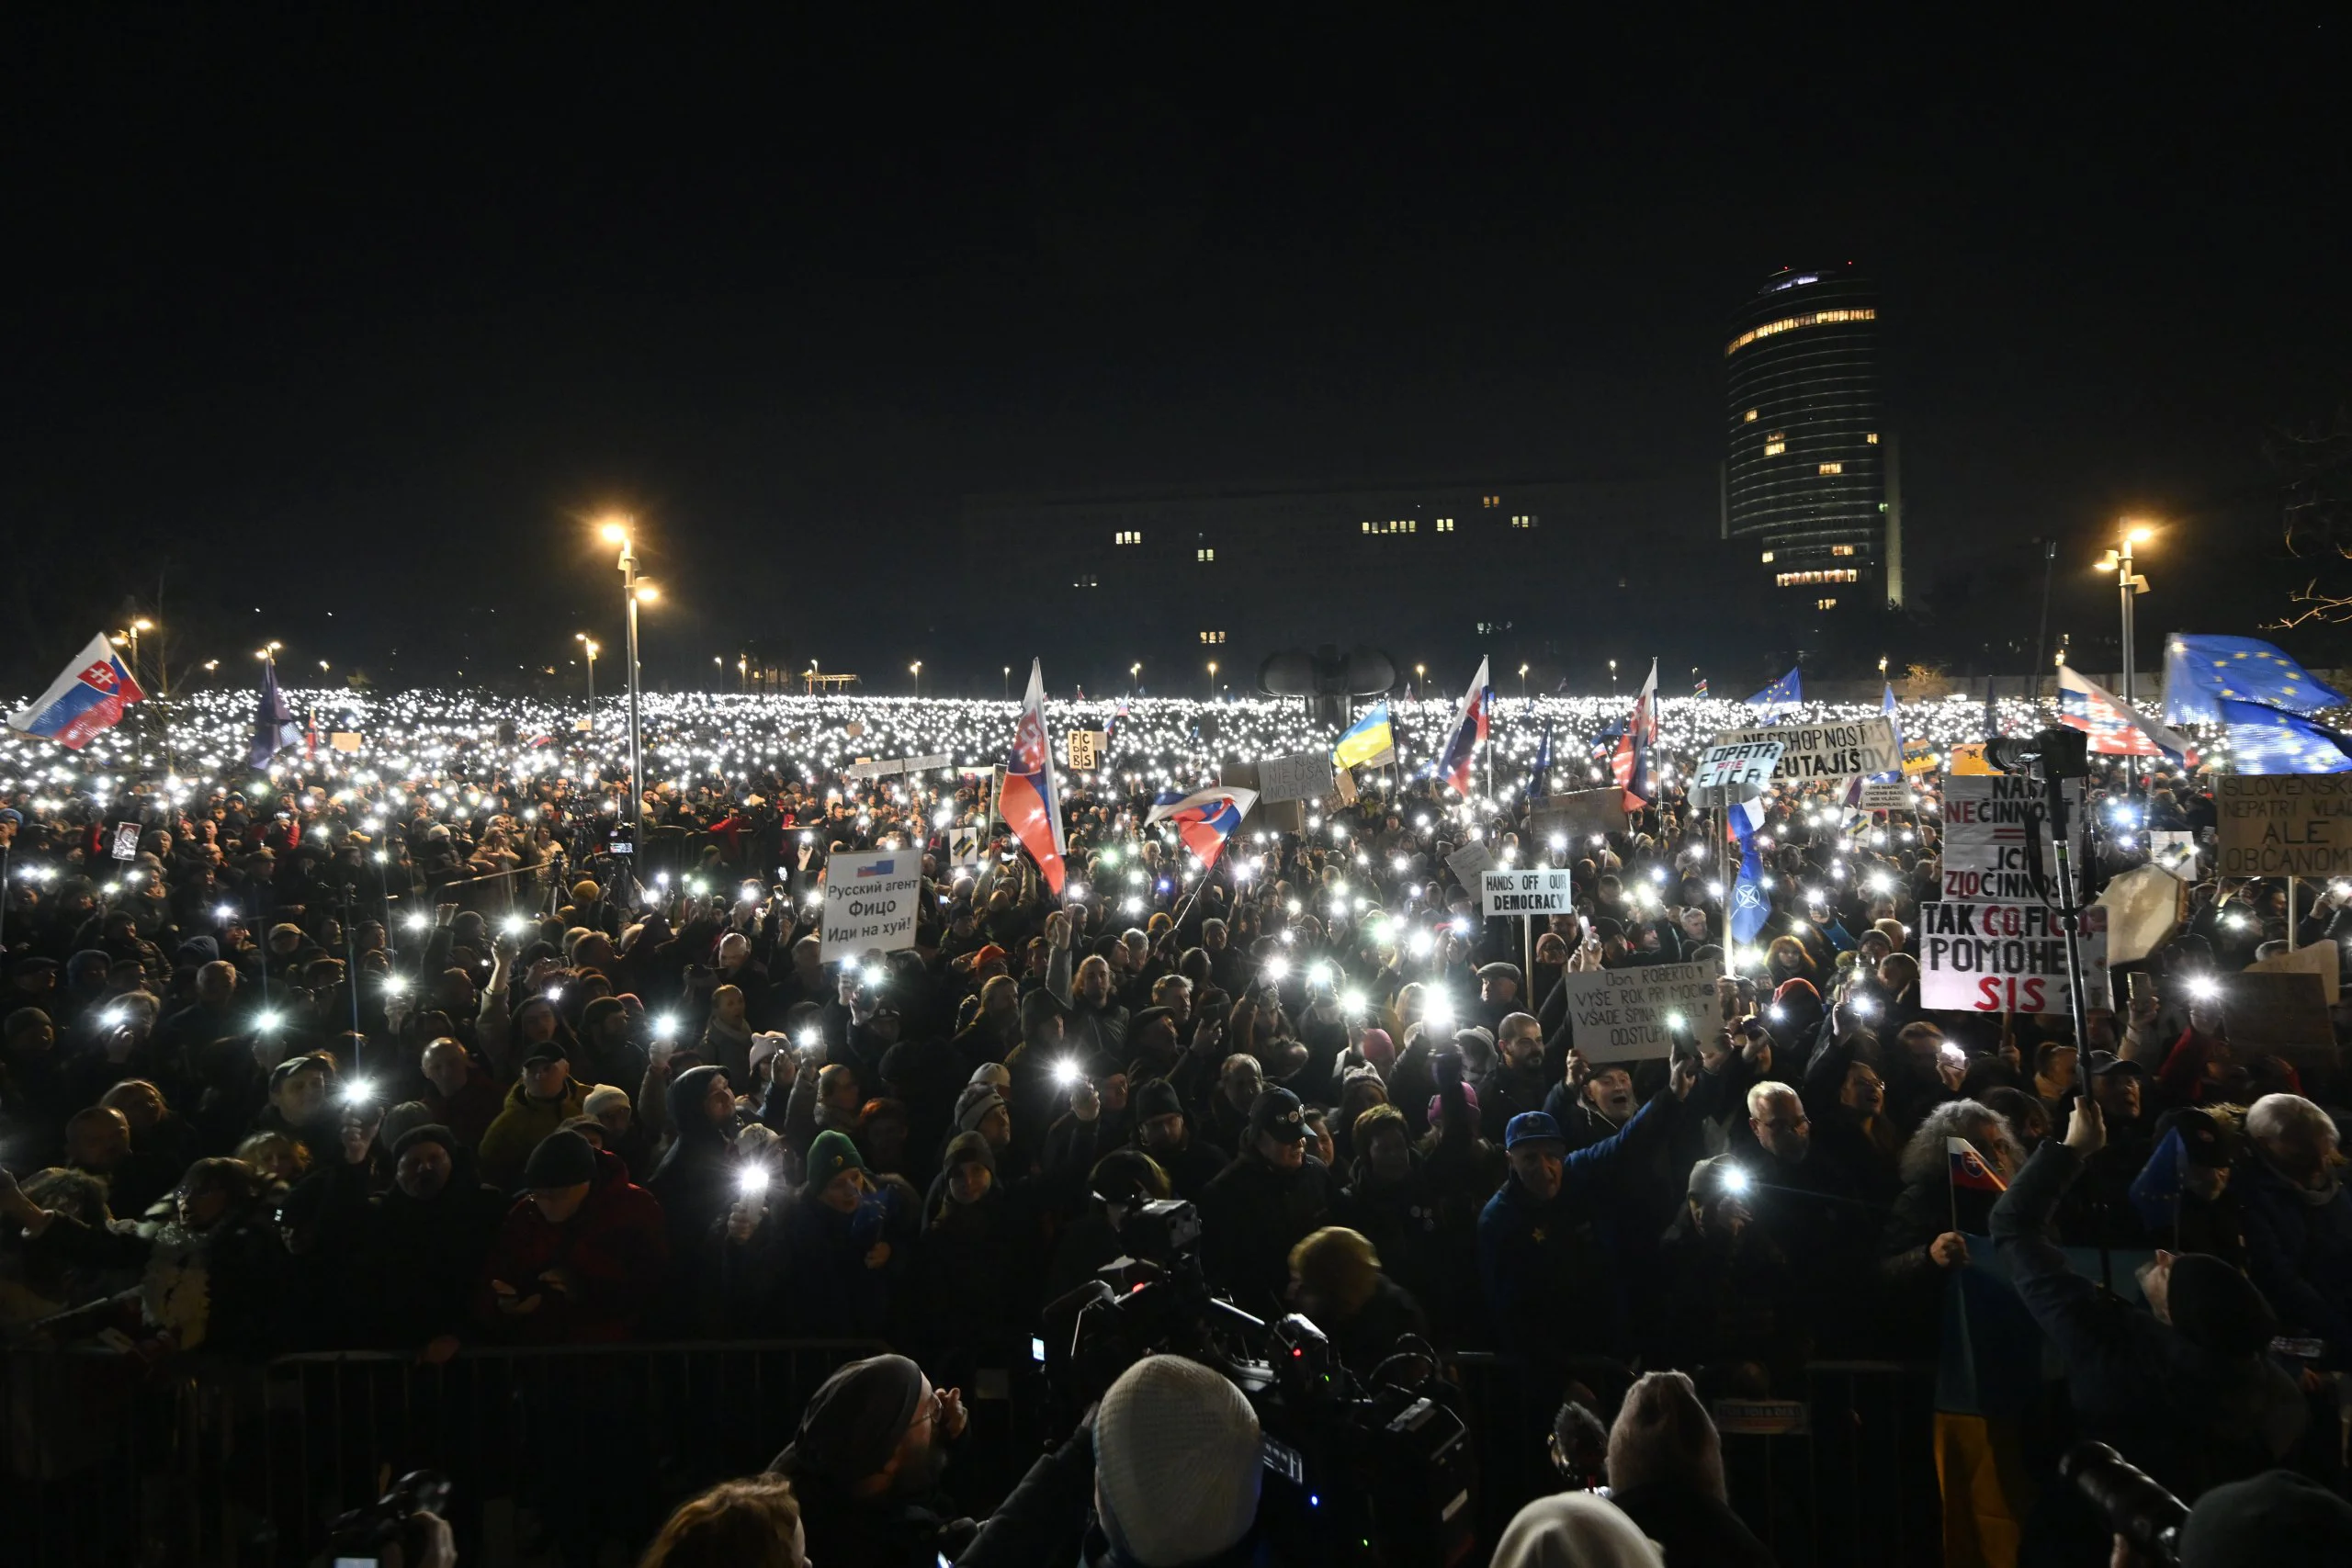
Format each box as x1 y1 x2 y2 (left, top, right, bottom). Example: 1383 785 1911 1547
2216 775 2352 877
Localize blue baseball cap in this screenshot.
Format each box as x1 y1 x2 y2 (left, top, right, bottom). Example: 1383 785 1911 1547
1504 1111 1566 1150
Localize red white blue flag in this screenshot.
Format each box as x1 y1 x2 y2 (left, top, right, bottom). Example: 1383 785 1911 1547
6 634 146 750
1148 785 1259 872
996 659 1068 893
2057 665 2192 762
1611 659 1659 809
1438 656 1492 796
1948 1136 2007 1194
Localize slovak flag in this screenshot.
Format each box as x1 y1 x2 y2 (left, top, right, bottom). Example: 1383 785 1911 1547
1611 659 1660 810
996 659 1068 894
1948 1137 2007 1194
1148 785 1260 872
1437 656 1493 795
6 634 146 750
2057 665 2194 763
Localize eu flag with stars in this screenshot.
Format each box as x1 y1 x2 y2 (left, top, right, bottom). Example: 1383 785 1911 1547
2219 699 2352 774
1746 666 1802 716
2164 635 2345 725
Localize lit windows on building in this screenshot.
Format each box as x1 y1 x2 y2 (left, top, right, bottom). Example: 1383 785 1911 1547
1363 518 1417 535
1196 547 1216 562
1510 514 1535 529
1481 495 1500 508
1436 518 1454 532
1815 597 1838 610
1763 439 1785 457
1073 573 1100 588
1865 433 1880 444
1775 570 1860 587
1759 550 1775 563
1818 462 1843 476
1831 545 1855 557
1198 630 1226 645
1114 530 1141 546
1723 307 1878 356
1744 409 1758 423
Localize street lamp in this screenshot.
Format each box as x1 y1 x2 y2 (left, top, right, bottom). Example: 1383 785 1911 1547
1129 661 1141 690
1414 662 1426 698
1609 659 1619 691
118 620 154 770
739 655 749 693
1206 660 1218 699
1002 665 1011 700
576 635 599 733
600 517 650 870
909 660 922 697
1519 661 1530 698
2095 523 2155 789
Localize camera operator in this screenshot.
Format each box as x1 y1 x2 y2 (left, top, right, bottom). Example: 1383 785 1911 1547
1989 1095 2309 1540
957 1353 1269 1568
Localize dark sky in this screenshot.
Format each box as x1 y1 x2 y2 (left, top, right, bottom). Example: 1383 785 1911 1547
7 8 2351 689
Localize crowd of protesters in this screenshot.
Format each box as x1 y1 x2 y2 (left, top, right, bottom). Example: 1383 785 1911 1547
3 684 2350 1566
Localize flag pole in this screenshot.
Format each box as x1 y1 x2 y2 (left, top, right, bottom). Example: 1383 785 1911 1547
1949 1147 1960 1235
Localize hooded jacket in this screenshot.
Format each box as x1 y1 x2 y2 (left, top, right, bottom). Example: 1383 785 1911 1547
475 1076 592 1190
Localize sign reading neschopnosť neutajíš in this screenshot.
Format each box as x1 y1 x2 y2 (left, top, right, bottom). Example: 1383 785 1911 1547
1703 719 1898 782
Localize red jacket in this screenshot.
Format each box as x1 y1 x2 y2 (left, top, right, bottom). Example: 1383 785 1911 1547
475 1150 670 1343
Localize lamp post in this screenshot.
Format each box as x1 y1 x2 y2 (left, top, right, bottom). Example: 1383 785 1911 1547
576 635 599 735
1206 660 1218 699
1002 665 1011 701
1609 659 1619 692
909 660 922 698
1414 663 1426 699
119 618 153 769
2095 524 2154 791
1129 661 1141 693
600 518 650 866
1519 661 1530 700
739 655 749 693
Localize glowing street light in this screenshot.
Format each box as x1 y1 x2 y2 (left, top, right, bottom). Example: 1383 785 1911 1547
576 635 599 733
1205 660 1218 699
909 660 922 697
600 514 650 873
2096 521 2155 789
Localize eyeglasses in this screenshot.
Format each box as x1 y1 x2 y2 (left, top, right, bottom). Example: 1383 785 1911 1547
909 1387 945 1429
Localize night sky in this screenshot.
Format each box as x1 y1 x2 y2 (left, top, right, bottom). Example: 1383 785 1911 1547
7 10 2350 693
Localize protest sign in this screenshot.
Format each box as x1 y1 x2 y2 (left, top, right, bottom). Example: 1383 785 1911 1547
1066 730 1102 770
1445 840 1494 887
1480 867 1575 919
1559 960 1722 1063
1530 788 1626 847
1692 739 1783 793
819 849 923 962
330 731 364 752
2222 971 2334 1053
2216 775 2352 877
948 825 985 867
1859 779 1915 812
1702 718 1898 782
2247 940 2341 1006
110 822 141 862
1940 774 2082 902
1258 749 1337 805
2098 863 2185 967
844 752 955 781
2146 830 2198 879
1918 900 2109 1012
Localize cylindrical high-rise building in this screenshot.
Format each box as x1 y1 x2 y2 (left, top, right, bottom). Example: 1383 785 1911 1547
1722 265 1900 608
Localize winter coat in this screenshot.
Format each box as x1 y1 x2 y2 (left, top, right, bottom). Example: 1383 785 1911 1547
351 1176 507 1348
474 1149 668 1342
1198 1150 1340 1318
2237 1155 2352 1365
474 1078 592 1190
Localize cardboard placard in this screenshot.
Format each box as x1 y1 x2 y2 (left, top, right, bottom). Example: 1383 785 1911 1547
2246 941 2342 1007
330 731 364 752
2222 970 2333 1051
110 822 141 862
1941 774 2083 902
1692 740 1783 792
1918 900 2109 1013
1558 960 1722 1063
1859 779 1915 812
1530 788 1626 849
1445 841 1494 887
2098 863 2186 967
818 849 923 961
1258 749 1337 805
2146 829 2198 879
2216 775 2352 877
1702 718 1899 782
1480 867 1575 919
1066 730 1102 770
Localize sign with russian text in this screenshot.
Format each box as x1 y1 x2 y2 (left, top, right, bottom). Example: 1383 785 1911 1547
1692 739 1783 793
1703 718 1899 782
819 849 923 962
2215 775 2352 877
1559 960 1722 1064
1480 867 1575 919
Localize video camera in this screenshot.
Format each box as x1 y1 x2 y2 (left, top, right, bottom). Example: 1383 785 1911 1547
1041 1198 1476 1568
322 1468 450 1567
2061 1441 2187 1565
1984 725 2091 783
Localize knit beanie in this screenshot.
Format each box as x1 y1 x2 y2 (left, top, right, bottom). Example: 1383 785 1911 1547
775 1353 926 1488
1093 1355 1261 1567
580 996 626 1038
582 1085 631 1121
521 1128 597 1190
955 1085 1008 1135
1605 1370 1726 1504
390 1122 459 1161
2178 1470 2352 1568
806 1129 865 1190
943 1131 997 1181
1132 1077 1184 1124
2166 1254 2278 1359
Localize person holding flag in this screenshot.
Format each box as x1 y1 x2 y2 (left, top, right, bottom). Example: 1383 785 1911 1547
1525 719 1554 802
1611 659 1658 812
2057 664 2194 763
252 649 301 770
6 633 145 751
1146 784 1259 873
996 658 1067 893
1436 658 1492 796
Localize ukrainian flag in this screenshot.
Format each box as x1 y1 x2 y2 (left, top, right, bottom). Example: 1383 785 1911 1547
1332 703 1396 770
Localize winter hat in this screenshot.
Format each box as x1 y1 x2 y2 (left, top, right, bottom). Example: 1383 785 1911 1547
521 1128 597 1190
2177 1470 2352 1568
968 1061 1012 1089
774 1353 927 1487
1132 1077 1184 1124
2165 1254 2278 1358
580 996 626 1038
955 1085 1008 1135
379 1103 436 1156
943 1130 996 1179
1605 1370 1726 1504
1248 1088 1308 1145
1429 1079 1481 1131
582 1085 631 1121
390 1122 459 1161
1488 1493 1665 1568
1093 1355 1261 1567
806 1129 865 1190
1356 1027 1396 1070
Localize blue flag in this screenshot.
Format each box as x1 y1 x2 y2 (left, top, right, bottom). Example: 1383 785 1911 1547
2164 634 2345 725
1728 798 1770 945
251 658 300 770
1528 721 1555 801
2219 699 2352 774
1746 666 1802 718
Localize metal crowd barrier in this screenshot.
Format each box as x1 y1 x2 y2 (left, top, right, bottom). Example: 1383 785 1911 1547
1445 1353 1941 1568
3 1338 883 1568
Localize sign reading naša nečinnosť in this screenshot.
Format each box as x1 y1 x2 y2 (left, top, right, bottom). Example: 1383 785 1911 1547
2216 774 2352 878
1703 718 1899 783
